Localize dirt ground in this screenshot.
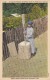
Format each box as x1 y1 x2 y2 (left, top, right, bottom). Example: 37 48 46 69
3 31 48 78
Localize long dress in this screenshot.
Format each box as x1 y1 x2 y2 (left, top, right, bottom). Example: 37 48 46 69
25 27 35 54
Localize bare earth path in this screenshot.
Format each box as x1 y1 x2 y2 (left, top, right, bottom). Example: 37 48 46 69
3 31 48 77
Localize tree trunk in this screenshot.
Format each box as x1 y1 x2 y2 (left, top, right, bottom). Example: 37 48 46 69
22 14 25 27
22 14 26 41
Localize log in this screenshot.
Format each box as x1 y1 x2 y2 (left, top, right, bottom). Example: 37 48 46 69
18 41 31 59
7 41 17 57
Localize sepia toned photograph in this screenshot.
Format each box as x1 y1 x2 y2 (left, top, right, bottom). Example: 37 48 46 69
2 3 48 78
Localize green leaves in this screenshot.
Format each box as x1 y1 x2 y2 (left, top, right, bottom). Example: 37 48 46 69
3 3 47 17
3 3 48 30
3 16 22 30
3 3 34 16
25 4 47 21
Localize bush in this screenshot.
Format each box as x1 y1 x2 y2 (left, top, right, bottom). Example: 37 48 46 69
25 5 47 22
3 16 22 30
3 4 47 30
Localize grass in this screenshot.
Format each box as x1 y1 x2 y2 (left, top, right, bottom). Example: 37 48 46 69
3 31 48 78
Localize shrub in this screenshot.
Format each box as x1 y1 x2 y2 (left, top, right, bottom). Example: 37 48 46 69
3 16 22 30
3 4 47 30
25 5 47 22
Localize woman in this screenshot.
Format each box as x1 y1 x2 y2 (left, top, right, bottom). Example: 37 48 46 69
25 21 36 55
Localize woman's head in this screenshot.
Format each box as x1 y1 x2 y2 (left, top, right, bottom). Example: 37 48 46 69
28 21 33 27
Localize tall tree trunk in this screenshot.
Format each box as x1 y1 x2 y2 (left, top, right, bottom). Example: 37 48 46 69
22 14 26 41
22 14 25 27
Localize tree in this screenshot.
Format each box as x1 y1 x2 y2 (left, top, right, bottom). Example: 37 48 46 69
3 3 34 40
3 3 47 20
3 3 34 26
38 3 48 11
3 3 48 40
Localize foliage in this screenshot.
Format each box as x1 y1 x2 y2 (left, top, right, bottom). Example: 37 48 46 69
3 3 47 16
25 4 47 22
38 3 48 11
3 3 48 30
3 16 22 30
3 3 34 16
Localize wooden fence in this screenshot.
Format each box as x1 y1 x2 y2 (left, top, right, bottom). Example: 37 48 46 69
3 16 48 60
33 16 47 37
3 27 24 60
